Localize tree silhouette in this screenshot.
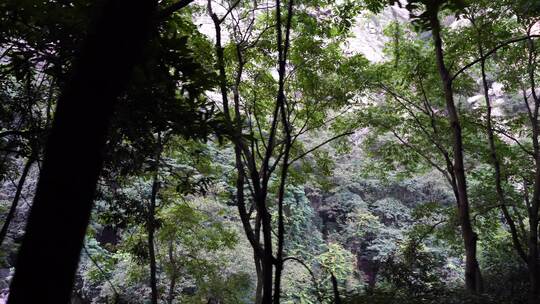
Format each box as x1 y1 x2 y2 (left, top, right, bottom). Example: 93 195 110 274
7 0 156 302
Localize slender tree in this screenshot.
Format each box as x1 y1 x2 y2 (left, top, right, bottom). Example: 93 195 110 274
206 0 356 301
148 133 163 304
426 1 483 292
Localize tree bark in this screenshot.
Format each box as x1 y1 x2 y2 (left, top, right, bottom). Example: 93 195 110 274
254 252 264 304
330 272 342 304
526 33 540 301
167 240 177 304
254 212 263 304
208 4 274 303
273 143 290 304
472 15 529 261
429 13 482 293
260 209 274 304
148 133 162 304
477 43 528 263
148 205 158 304
272 0 294 302
528 216 540 301
7 0 155 302
0 157 33 247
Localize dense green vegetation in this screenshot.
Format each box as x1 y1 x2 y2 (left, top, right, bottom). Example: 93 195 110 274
1 0 540 303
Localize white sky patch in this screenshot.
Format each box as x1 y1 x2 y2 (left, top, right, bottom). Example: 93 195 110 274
193 0 238 44
531 20 540 35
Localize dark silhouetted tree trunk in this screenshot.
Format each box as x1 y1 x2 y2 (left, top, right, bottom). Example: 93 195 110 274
167 239 177 304
528 214 540 301
272 0 294 302
331 272 342 304
7 0 156 302
148 132 162 304
254 248 263 304
526 33 540 302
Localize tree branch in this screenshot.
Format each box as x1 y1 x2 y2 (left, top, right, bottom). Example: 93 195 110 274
157 0 196 20
282 256 324 303
452 34 540 81
288 132 353 165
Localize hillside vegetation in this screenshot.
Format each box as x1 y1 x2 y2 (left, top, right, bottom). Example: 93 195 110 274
1 0 540 303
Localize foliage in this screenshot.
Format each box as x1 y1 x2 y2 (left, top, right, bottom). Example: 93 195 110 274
1 0 540 303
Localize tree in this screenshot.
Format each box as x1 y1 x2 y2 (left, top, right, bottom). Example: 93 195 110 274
423 0 483 293
444 1 540 299
7 0 156 301
364 0 482 292
204 0 360 302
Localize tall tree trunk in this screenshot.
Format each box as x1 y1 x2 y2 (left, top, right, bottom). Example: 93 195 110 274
148 133 162 304
272 0 294 302
477 44 528 263
526 32 540 301
254 249 263 304
208 7 274 302
260 206 274 304
7 0 155 302
148 213 158 304
0 157 33 247
167 240 177 304
528 215 540 301
255 260 263 304
272 150 290 304
429 13 482 293
330 272 342 304
526 93 540 301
